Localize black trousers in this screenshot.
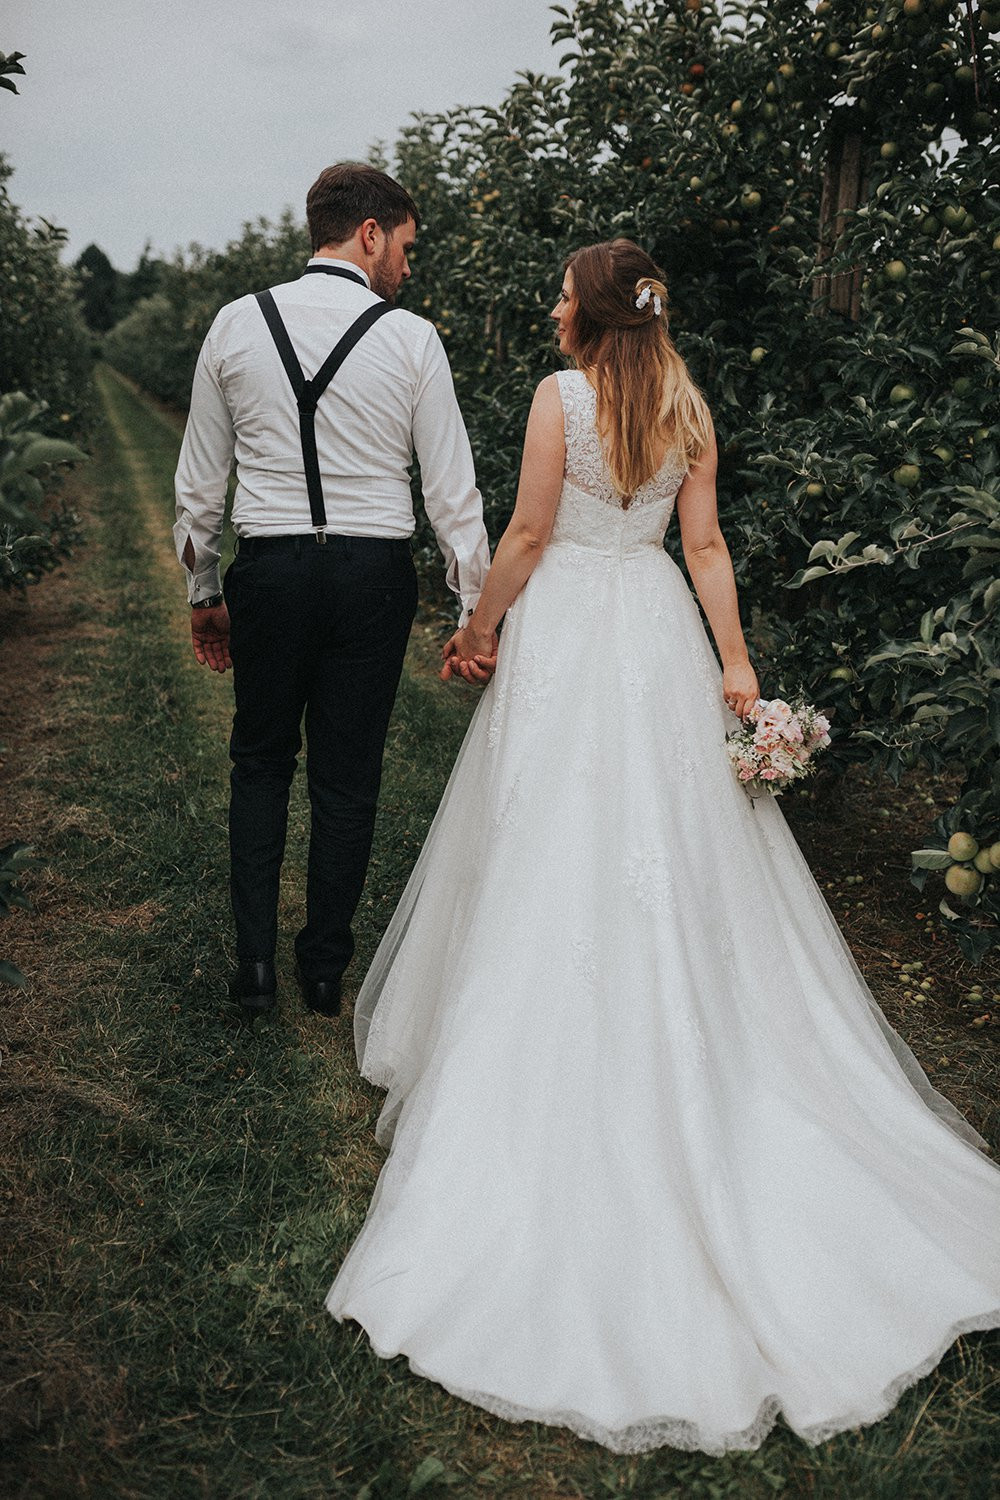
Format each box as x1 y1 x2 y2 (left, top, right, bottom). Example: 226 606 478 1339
223 533 418 980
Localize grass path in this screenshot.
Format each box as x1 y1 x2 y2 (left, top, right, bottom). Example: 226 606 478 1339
0 368 997 1499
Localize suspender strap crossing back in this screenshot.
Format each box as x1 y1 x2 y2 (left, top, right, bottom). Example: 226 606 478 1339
255 271 397 541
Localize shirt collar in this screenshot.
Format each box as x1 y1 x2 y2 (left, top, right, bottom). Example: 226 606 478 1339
306 255 371 289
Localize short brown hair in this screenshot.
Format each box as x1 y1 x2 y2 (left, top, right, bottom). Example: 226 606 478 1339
306 163 420 252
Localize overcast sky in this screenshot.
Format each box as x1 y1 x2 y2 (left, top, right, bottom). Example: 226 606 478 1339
4 1 564 269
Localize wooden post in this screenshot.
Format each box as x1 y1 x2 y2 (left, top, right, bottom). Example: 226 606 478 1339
814 113 866 321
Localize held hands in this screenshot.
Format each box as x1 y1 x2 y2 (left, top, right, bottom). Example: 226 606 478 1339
440 622 499 685
191 603 232 673
722 660 760 720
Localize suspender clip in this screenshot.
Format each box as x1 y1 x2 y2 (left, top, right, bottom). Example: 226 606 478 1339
315 528 327 545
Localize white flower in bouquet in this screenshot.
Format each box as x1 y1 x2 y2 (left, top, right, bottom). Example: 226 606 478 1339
727 698 831 800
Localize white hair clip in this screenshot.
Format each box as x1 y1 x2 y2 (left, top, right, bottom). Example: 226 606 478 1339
635 286 662 316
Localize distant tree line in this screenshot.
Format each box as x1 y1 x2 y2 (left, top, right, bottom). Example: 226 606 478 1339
100 212 309 406
72 241 166 334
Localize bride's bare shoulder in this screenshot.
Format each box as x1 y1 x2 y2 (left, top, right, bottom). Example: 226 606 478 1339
521 375 566 462
530 375 563 417
528 373 566 429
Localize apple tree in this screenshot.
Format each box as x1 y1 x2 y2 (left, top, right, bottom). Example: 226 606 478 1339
391 0 998 957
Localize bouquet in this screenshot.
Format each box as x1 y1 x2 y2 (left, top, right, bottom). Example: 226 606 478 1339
727 698 832 800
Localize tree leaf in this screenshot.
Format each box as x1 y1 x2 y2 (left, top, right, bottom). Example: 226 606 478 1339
910 849 953 870
784 564 831 589
806 539 837 562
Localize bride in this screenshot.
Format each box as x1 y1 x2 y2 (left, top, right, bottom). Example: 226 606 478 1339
325 239 1000 1455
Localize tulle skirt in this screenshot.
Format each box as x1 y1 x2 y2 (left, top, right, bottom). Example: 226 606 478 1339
326 539 1000 1454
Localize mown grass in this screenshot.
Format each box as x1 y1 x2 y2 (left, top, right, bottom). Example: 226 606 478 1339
0 368 997 1499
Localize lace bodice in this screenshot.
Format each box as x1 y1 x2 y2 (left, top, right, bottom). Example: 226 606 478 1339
550 369 687 553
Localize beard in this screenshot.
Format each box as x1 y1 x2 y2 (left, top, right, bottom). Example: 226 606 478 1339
369 245 399 301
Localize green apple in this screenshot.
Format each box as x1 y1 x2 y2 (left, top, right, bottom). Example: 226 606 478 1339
945 864 983 898
948 831 979 861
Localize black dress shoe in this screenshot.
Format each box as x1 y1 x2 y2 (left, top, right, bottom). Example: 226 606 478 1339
230 958 277 1019
297 967 341 1017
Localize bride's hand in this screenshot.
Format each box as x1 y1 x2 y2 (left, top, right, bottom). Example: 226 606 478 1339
440 625 499 684
722 661 759 719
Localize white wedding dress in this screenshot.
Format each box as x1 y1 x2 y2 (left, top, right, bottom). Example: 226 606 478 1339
326 370 1000 1455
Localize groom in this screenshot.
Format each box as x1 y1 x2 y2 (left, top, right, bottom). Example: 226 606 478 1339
174 162 492 1020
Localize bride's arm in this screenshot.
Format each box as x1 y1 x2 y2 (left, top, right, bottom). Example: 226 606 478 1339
442 375 565 681
675 426 760 718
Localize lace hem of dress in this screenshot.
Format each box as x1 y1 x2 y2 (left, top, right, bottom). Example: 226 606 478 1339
333 1308 1000 1456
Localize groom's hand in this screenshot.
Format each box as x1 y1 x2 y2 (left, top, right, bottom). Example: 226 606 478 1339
440 626 498 685
191 603 232 673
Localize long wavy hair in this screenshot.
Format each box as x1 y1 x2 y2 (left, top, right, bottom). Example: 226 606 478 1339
564 239 712 502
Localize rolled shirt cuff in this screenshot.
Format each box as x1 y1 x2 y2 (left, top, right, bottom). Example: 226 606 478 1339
174 512 223 606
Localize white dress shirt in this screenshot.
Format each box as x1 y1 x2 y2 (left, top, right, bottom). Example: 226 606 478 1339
174 257 490 616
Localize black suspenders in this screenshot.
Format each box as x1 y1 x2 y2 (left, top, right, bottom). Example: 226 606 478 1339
255 266 398 543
